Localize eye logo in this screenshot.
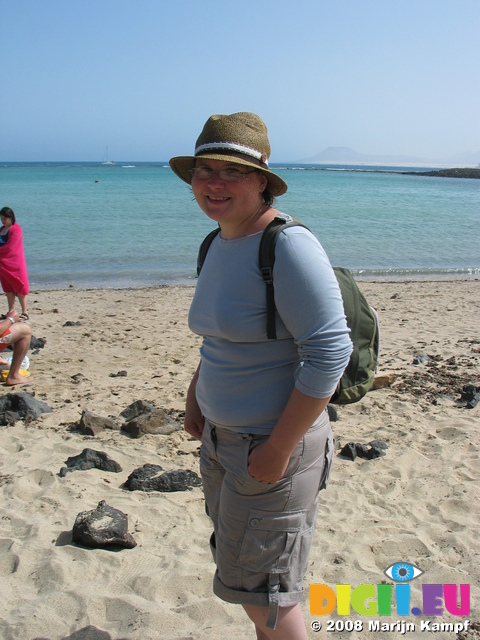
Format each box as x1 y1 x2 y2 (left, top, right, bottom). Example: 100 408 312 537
384 562 424 582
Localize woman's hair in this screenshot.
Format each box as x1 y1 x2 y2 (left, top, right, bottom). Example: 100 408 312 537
0 207 16 224
262 185 275 207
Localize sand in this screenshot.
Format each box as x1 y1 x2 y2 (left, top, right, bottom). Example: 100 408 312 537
0 280 478 640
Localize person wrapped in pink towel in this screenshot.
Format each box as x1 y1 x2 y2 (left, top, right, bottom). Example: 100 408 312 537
0 207 30 320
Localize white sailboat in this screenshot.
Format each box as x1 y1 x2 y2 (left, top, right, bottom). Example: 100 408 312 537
102 146 115 165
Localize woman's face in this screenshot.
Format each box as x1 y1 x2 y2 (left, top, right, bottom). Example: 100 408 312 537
1 216 12 228
191 159 267 232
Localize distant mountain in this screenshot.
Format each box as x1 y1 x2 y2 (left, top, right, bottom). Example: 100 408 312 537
299 146 480 167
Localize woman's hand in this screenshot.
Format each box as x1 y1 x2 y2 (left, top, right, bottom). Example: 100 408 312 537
184 398 204 440
184 361 204 440
248 439 291 484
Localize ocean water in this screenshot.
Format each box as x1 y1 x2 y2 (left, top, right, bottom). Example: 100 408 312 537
1 162 479 289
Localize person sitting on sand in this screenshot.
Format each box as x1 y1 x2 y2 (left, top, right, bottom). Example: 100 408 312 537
0 310 32 385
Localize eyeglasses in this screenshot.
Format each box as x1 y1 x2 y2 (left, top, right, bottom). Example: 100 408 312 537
189 167 257 182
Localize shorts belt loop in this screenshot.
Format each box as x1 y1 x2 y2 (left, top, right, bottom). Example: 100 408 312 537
266 574 280 630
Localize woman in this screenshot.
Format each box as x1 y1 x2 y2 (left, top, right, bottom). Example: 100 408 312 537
0 207 30 320
170 112 352 639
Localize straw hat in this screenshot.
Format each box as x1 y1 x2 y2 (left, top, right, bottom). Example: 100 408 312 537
169 112 287 196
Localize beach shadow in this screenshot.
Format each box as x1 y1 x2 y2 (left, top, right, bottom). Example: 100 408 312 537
55 530 130 553
33 624 131 639
55 530 73 546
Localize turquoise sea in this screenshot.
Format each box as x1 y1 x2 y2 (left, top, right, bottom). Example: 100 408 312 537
1 162 479 289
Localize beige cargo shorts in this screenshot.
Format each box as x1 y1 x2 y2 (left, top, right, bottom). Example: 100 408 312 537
200 409 334 629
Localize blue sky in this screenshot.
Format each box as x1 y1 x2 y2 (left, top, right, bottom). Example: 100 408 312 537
1 0 479 162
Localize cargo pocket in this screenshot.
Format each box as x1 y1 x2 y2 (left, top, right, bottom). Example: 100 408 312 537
318 432 334 492
238 508 306 574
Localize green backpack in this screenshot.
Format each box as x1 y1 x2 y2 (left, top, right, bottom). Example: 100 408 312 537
197 215 380 405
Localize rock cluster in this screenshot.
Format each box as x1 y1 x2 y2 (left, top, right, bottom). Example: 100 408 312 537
74 399 181 438
339 439 388 461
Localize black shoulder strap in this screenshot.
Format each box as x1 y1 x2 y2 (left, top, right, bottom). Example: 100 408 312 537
197 227 221 276
259 215 309 339
197 217 310 340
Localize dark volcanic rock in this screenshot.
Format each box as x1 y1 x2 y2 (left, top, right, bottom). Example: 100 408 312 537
72 500 136 549
124 464 202 492
0 392 52 425
77 409 120 436
124 463 163 489
327 404 338 422
59 448 123 477
122 408 181 438
339 442 358 461
339 440 388 461
30 335 47 350
456 384 480 409
119 399 155 422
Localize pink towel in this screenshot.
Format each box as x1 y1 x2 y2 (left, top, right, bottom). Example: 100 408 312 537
0 223 29 295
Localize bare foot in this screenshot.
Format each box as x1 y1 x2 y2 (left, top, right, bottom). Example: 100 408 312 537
0 358 9 366
5 374 33 386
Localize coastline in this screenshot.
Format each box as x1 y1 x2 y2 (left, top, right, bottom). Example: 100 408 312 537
25 269 480 292
0 280 479 639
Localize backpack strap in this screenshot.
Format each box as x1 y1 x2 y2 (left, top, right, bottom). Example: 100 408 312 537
197 215 309 340
259 215 309 339
197 227 221 276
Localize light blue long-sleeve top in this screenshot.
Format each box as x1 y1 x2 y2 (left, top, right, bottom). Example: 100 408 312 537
188 223 353 434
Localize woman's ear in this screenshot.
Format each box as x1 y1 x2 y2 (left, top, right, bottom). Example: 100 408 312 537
258 173 268 194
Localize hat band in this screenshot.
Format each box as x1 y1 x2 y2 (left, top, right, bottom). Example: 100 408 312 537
195 142 269 168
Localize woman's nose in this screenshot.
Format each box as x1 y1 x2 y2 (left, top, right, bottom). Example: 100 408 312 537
207 171 226 185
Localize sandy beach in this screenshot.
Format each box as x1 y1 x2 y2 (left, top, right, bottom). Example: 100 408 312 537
0 280 478 640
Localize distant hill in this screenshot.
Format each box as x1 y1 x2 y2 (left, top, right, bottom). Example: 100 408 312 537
402 168 480 179
299 146 480 167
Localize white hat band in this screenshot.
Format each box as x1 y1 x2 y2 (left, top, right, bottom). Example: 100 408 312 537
195 142 269 167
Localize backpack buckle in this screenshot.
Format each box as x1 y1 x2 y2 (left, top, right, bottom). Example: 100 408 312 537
261 266 274 285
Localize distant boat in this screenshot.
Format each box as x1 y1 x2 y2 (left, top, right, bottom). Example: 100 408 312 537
102 146 115 165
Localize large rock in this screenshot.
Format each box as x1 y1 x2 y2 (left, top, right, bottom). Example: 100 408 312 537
78 409 120 436
124 463 202 492
59 448 122 477
122 408 181 438
119 399 155 422
72 500 136 549
0 392 52 426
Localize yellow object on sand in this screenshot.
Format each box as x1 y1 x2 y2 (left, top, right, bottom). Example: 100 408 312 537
1 369 30 380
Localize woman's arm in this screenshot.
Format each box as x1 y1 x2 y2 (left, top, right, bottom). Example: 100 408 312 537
184 360 205 439
248 227 352 483
248 387 331 483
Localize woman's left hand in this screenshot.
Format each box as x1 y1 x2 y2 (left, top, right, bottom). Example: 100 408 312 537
247 439 291 484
